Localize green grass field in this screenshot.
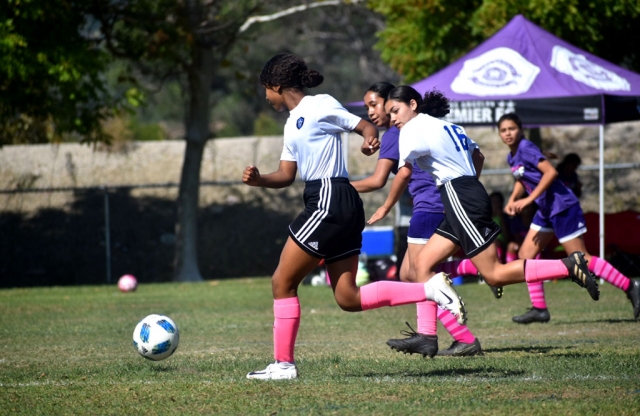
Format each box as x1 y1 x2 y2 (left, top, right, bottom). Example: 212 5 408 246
1 277 639 415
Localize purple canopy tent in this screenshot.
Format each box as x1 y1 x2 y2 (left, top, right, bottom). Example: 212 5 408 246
410 14 640 127
348 15 640 258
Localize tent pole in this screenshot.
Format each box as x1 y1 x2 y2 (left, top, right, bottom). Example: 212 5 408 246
599 124 605 261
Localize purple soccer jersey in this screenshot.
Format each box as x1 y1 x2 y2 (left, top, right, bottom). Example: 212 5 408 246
507 138 578 218
379 126 443 213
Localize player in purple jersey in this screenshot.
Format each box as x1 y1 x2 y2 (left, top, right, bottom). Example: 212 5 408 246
353 83 484 357
368 85 600 327
243 54 468 380
499 113 640 323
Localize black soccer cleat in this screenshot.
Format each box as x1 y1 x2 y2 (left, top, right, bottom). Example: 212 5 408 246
512 307 551 324
489 284 503 299
479 273 503 299
437 338 484 357
625 279 640 321
386 322 438 358
561 251 600 300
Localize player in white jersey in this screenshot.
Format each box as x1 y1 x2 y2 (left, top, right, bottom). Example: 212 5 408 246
368 86 600 321
243 54 467 380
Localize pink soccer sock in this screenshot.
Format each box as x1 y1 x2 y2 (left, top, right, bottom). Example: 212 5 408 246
434 259 478 276
434 259 461 275
273 297 300 363
457 259 478 276
524 259 569 283
416 301 438 335
527 282 547 309
506 251 518 263
588 256 630 291
497 246 504 262
359 281 426 310
437 307 476 344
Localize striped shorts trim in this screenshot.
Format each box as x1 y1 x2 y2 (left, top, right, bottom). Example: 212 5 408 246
435 176 501 257
289 177 364 264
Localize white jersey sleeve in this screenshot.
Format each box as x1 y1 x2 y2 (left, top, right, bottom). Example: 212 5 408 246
316 95 361 134
399 113 478 187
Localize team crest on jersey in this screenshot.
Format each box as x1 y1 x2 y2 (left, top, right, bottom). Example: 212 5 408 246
296 117 305 129
511 165 525 179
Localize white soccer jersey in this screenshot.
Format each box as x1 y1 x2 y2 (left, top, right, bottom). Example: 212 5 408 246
399 113 479 187
281 94 362 182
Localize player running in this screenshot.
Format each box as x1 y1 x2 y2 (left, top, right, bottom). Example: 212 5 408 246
243 55 466 380
353 83 486 357
498 113 640 323
368 86 599 316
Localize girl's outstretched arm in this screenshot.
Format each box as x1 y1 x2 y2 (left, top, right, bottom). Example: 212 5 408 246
351 158 395 193
353 119 380 156
242 160 297 189
368 162 412 224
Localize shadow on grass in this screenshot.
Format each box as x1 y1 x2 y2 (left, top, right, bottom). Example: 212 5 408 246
554 318 637 325
353 367 527 378
482 345 564 354
149 365 175 373
596 317 637 324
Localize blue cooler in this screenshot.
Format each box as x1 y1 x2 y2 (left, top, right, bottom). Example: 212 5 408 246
361 226 395 257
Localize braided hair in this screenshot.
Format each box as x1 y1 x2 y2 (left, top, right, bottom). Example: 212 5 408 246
260 54 323 90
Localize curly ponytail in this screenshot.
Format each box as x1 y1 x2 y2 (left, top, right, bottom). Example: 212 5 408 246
419 89 450 118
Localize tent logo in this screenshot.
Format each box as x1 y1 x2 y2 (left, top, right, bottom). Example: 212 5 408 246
451 47 540 96
550 46 630 91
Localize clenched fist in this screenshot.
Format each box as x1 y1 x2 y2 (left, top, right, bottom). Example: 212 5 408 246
242 165 261 186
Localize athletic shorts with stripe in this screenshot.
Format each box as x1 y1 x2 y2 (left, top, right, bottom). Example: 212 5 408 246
434 176 502 257
530 202 587 243
289 177 365 264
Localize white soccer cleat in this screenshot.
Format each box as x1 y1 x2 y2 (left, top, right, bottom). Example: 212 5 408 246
246 361 298 380
425 272 467 325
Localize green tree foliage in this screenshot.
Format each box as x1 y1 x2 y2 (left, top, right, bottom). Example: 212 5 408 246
2 0 396 282
128 1 398 139
368 0 483 82
128 117 168 141
0 0 135 145
94 0 397 282
369 0 640 82
253 112 283 136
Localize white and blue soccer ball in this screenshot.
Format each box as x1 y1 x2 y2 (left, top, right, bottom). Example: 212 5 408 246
132 314 179 361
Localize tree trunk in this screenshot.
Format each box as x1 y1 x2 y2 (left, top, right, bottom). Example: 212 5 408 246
172 46 215 282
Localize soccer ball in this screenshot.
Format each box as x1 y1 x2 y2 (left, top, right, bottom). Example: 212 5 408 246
118 274 138 292
132 314 180 361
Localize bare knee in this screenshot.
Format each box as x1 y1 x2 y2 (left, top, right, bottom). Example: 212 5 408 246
336 301 361 312
481 272 500 286
271 274 297 298
334 290 362 312
413 263 436 283
400 268 418 283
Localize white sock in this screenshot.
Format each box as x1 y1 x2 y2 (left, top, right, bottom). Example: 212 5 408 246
424 281 435 301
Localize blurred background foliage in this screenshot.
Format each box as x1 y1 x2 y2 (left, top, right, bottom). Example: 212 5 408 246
2 0 639 144
109 0 400 141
